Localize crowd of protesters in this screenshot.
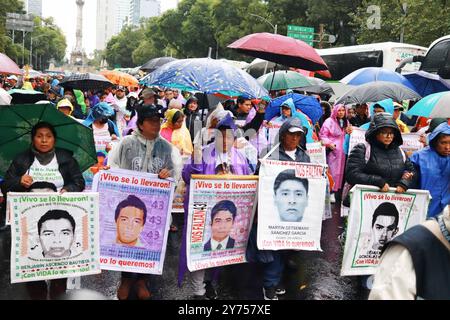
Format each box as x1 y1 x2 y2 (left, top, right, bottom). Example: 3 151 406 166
0 67 448 301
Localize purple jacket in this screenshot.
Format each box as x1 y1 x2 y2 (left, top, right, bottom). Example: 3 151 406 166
178 142 252 286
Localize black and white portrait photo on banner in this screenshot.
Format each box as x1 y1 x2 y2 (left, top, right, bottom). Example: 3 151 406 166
341 185 430 276
8 192 100 283
257 160 327 251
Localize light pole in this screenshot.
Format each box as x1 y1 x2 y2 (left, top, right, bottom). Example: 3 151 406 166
249 14 277 75
400 3 407 43
249 13 277 34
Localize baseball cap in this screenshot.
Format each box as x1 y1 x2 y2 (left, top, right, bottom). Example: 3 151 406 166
393 102 404 111
288 126 305 133
116 85 125 91
141 88 156 99
137 105 162 120
7 75 18 81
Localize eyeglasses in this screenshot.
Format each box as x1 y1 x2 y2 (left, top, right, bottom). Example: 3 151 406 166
378 131 395 137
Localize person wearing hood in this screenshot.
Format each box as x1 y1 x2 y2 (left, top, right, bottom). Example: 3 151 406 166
160 109 193 156
178 114 253 300
369 205 450 300
108 104 182 300
411 122 450 218
346 112 416 193
270 98 315 145
319 104 353 197
249 117 310 300
56 98 74 118
113 86 131 138
82 102 120 153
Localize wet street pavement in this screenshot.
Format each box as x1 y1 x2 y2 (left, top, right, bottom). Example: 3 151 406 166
0 204 361 300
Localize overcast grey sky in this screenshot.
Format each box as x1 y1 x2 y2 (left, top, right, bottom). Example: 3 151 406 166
42 0 178 57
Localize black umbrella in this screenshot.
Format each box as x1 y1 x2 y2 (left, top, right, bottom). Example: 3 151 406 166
8 89 46 104
140 57 178 72
335 81 421 105
295 77 335 95
59 73 113 91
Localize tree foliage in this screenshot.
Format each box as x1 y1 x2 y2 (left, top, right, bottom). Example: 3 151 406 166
351 0 450 47
104 0 450 68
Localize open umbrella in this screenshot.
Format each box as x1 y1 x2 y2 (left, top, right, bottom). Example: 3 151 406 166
140 57 269 98
228 32 328 71
100 70 139 87
295 77 335 95
59 73 113 91
340 67 415 89
0 53 22 75
265 93 323 124
336 81 421 105
257 70 312 91
403 71 450 97
406 92 450 118
0 103 96 176
140 57 178 72
8 89 46 104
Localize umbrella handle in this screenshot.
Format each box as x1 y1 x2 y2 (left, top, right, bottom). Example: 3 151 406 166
269 64 278 92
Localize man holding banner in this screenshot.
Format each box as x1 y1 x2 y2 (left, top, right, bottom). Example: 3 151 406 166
109 105 181 300
249 118 326 300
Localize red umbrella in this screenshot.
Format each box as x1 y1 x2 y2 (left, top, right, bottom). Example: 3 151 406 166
228 32 328 71
0 53 22 75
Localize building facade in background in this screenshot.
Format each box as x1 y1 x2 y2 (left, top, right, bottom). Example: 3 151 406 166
23 0 43 17
129 0 160 26
96 0 117 50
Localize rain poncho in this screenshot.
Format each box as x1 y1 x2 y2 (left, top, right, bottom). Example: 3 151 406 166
411 122 450 218
319 104 350 191
269 98 315 144
74 90 87 115
160 109 193 156
82 102 119 136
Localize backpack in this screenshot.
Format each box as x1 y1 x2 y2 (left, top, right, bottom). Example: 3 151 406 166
342 143 407 207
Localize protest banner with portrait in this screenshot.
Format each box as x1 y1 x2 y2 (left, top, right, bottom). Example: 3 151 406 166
92 168 175 274
186 175 258 272
9 192 100 283
341 185 430 276
306 142 326 165
257 160 327 251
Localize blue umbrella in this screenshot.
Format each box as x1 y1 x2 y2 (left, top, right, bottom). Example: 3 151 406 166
403 71 450 96
265 93 323 124
140 58 269 98
341 67 415 90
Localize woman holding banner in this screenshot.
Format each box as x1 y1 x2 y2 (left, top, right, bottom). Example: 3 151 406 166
346 112 416 194
178 114 253 299
1 121 85 300
345 112 416 296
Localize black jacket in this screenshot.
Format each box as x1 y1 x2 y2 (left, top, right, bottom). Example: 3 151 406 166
1 148 85 195
184 108 207 143
346 114 416 190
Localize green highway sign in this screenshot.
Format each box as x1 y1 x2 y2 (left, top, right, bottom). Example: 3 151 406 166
287 25 315 46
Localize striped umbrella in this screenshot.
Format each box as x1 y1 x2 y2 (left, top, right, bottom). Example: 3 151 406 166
406 91 450 118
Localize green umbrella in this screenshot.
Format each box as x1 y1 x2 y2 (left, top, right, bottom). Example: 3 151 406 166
257 70 312 91
0 104 96 177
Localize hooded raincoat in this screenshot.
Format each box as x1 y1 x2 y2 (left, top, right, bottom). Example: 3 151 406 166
319 104 349 191
160 109 193 156
411 122 450 218
346 113 416 190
